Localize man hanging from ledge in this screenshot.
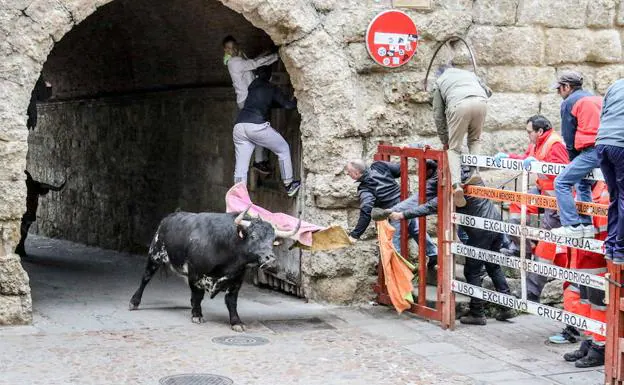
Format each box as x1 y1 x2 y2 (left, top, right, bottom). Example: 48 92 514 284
374 161 515 325
15 170 66 258
233 65 300 197
344 158 438 280
432 64 492 208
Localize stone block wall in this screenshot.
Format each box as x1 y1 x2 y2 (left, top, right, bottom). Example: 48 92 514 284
27 87 238 252
2 0 624 323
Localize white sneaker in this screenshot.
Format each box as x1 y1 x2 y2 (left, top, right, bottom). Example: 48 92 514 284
582 225 595 238
551 225 584 239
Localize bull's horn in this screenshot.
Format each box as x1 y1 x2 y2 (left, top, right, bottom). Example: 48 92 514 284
274 219 301 239
234 205 253 225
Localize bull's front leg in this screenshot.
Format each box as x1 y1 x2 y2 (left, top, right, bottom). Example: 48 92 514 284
189 280 205 324
225 273 245 332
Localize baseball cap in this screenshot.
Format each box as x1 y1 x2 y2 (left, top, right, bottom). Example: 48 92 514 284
551 70 583 89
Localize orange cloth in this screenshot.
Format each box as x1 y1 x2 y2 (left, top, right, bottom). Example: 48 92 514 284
377 220 415 314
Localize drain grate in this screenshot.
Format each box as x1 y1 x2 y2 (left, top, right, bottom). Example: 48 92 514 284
159 374 233 385
261 317 336 333
211 335 269 346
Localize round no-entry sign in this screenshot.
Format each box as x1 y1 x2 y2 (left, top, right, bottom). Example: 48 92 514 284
366 10 419 68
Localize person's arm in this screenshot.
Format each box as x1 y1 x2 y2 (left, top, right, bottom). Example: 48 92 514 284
507 145 533 160
401 197 439 219
376 161 401 179
349 190 375 239
432 87 448 145
237 53 279 71
561 100 578 156
272 86 297 110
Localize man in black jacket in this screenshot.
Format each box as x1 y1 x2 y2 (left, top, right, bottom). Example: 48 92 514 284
15 170 66 258
345 159 438 266
233 65 300 197
378 161 515 325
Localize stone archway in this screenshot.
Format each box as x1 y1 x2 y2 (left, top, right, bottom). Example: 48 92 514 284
0 0 360 325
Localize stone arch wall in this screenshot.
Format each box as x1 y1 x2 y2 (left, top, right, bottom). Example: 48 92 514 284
3 0 624 324
0 0 359 324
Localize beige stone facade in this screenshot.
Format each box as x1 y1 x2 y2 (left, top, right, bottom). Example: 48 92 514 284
1 0 623 324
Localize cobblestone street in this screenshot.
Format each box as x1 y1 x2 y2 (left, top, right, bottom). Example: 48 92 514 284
0 236 605 385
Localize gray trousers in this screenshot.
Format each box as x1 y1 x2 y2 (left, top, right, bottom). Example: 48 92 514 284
236 101 267 163
233 122 293 185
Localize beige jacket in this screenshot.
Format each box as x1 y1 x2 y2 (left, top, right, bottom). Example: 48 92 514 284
432 68 492 144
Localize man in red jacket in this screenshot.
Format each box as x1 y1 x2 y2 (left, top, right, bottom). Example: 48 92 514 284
495 115 569 301
550 71 603 239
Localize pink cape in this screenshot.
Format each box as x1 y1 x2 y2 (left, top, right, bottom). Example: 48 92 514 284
225 183 323 247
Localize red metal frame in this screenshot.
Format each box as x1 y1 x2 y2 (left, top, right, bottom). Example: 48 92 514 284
373 144 454 329
606 262 624 384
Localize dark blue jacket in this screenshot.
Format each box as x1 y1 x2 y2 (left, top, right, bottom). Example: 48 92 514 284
397 165 508 250
350 161 401 239
236 78 296 124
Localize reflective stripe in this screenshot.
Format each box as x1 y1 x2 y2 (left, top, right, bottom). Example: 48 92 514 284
555 246 566 254
533 255 552 264
576 267 608 275
591 304 607 311
567 285 581 293
597 225 608 232
580 299 591 305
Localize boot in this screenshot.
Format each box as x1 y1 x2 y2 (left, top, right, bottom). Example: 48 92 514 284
563 340 590 362
574 342 605 368
453 184 466 208
495 307 516 321
426 264 438 286
463 167 483 186
460 314 487 325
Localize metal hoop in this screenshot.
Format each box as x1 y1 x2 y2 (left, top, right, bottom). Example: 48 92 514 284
423 36 478 92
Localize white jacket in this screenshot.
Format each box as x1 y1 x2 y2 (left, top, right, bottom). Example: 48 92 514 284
227 53 279 108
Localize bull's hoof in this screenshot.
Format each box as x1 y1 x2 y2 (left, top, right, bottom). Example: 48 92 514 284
191 316 204 324
128 302 139 311
231 324 245 333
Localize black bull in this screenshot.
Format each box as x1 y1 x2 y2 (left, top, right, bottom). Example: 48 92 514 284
129 208 300 332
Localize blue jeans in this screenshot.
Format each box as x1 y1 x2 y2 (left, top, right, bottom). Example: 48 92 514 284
597 145 624 258
390 219 438 265
554 147 599 226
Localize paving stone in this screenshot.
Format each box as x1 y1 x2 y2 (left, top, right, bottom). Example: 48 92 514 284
545 370 604 385
470 370 535 382
404 342 465 356
0 236 607 385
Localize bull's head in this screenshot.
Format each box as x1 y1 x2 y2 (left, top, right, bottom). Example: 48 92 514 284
234 206 301 269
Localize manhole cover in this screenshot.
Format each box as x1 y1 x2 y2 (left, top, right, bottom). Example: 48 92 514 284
211 335 269 346
159 374 233 385
261 317 336 333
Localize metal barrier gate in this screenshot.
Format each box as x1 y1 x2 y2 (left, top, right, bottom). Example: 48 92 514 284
374 144 454 329
374 144 624 383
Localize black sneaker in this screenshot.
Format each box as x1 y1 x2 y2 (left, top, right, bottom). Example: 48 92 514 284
252 161 271 175
460 314 487 325
285 181 301 197
575 343 605 368
564 340 591 362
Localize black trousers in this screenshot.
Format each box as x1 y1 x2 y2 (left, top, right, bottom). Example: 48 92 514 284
464 234 511 317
